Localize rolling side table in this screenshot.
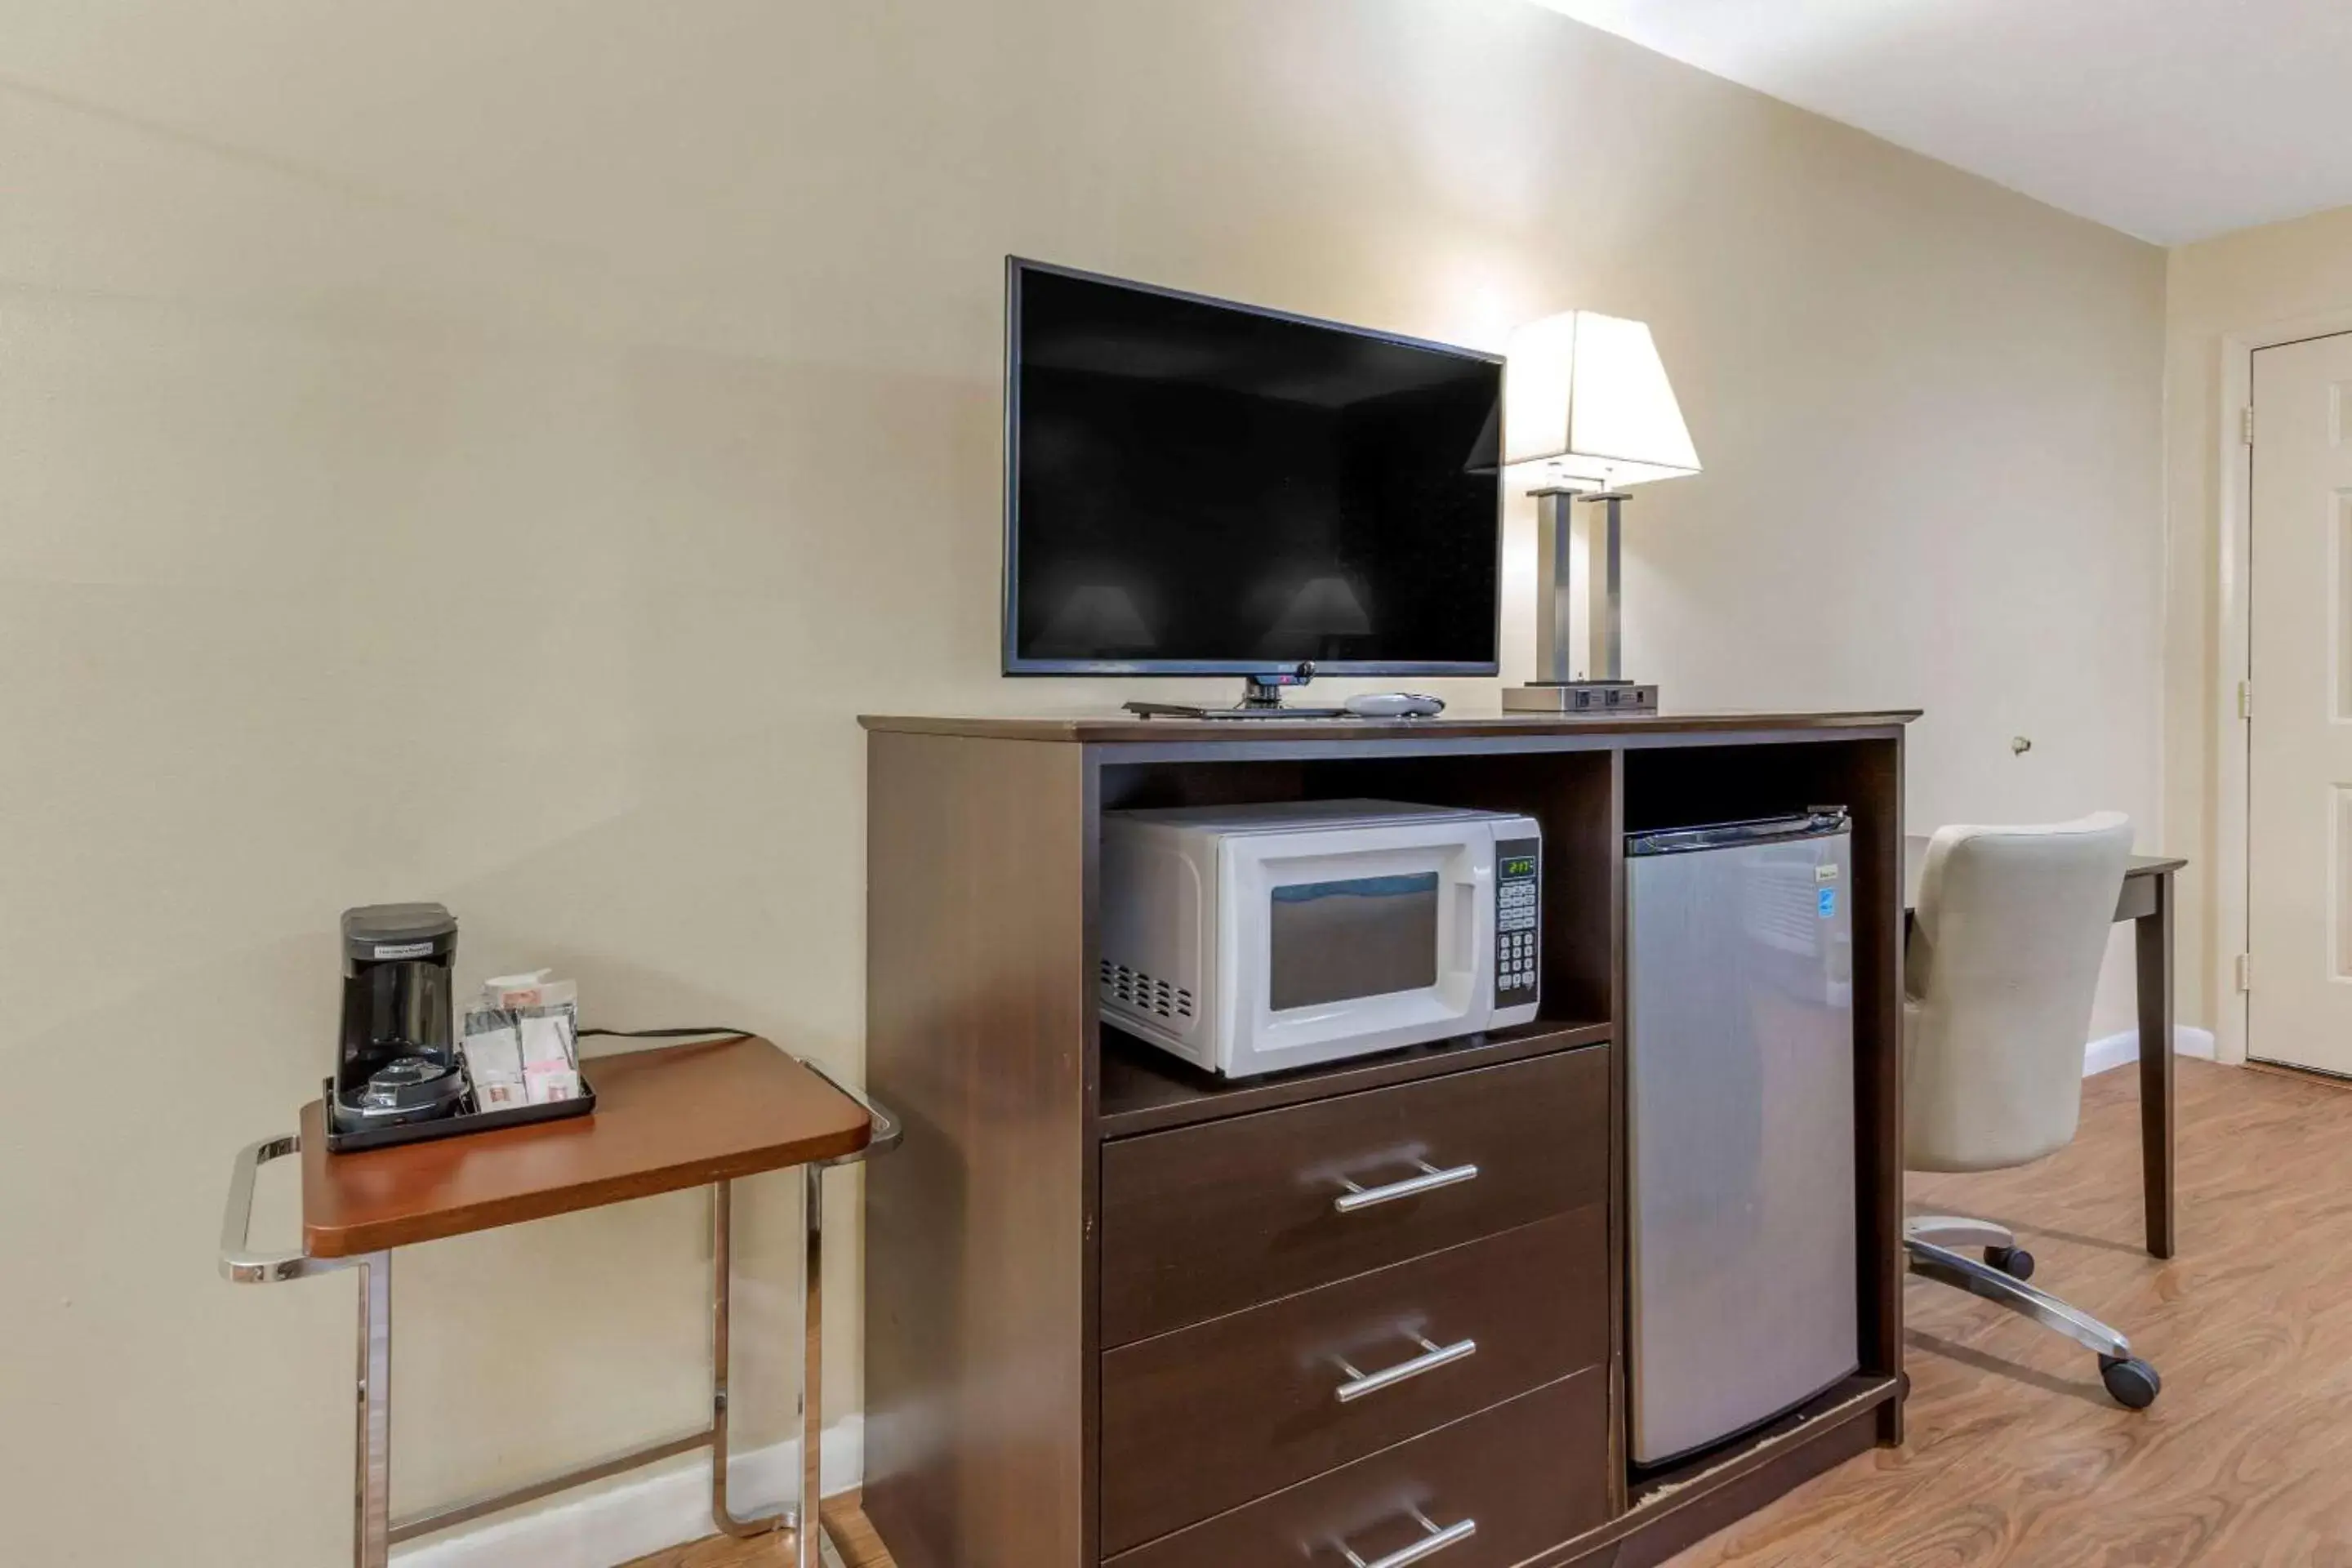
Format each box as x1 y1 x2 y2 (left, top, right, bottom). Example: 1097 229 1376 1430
219 1035 899 1568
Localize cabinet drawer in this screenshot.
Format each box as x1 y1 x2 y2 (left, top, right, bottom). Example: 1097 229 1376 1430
1103 1368 1609 1568
1101 1209 1604 1556
1100 1046 1609 1346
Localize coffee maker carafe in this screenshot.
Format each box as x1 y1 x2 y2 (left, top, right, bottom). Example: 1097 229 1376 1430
332 903 466 1134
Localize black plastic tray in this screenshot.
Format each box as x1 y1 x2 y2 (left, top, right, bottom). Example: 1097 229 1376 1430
321 1070 596 1154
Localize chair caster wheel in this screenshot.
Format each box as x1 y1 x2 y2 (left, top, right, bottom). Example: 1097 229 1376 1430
2099 1355 2161 1410
1985 1245 2035 1281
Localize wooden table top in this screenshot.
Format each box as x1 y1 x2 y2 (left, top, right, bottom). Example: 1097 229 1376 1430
299 1036 871 1258
859 707 1922 744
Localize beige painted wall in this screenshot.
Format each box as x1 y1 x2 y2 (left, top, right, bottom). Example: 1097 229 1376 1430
2164 205 2352 1044
0 2 2161 1561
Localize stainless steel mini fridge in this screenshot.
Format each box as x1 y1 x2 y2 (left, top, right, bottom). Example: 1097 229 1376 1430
1626 811 1859 1466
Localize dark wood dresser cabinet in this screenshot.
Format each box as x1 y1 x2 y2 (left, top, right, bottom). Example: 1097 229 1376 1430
860 710 1914 1568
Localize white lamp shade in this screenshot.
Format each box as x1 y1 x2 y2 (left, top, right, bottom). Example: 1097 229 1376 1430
1503 310 1700 488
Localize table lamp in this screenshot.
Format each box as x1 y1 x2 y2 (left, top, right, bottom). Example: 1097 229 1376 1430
1499 310 1701 713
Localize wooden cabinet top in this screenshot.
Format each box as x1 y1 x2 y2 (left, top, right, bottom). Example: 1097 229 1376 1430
858 708 1921 744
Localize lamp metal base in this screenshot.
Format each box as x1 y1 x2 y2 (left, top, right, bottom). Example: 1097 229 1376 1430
1503 680 1658 715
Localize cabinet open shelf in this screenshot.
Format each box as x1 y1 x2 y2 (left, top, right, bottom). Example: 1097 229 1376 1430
1098 1018 1614 1139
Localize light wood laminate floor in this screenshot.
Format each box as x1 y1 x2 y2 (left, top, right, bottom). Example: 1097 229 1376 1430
623 1503 890 1568
1670 1057 2352 1567
639 1058 2347 1568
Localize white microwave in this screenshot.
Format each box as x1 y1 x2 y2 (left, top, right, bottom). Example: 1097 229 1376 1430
1099 800 1542 1078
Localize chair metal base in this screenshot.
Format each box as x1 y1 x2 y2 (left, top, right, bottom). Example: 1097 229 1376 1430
1903 1215 2130 1361
1905 1214 2018 1253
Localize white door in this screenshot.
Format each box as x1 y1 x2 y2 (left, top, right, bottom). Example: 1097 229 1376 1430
2251 332 2352 1072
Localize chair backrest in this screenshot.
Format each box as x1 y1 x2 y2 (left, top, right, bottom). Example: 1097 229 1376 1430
1904 813 2133 1173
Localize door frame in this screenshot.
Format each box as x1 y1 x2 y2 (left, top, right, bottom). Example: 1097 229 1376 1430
2216 309 2352 1066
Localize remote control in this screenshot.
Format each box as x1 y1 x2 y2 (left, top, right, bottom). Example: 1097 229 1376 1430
1344 693 1446 719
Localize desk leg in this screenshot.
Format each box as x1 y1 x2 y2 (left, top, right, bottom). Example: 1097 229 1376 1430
355 1251 390 1568
711 1181 785 1540
2136 872 2176 1259
799 1162 831 1568
710 1176 844 1567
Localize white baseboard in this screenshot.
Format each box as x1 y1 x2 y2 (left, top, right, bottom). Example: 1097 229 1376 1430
391 1415 862 1568
2084 1025 2217 1077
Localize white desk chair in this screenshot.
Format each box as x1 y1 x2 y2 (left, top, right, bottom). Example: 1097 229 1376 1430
1904 813 2162 1409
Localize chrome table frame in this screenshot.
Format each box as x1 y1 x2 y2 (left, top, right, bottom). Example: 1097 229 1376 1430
219 1062 901 1568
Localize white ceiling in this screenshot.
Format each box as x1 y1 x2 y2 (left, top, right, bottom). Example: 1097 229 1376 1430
1532 0 2352 245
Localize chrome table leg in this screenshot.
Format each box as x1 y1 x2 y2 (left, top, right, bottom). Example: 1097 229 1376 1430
711 1179 789 1539
800 1161 841 1568
710 1173 846 1566
356 1251 391 1568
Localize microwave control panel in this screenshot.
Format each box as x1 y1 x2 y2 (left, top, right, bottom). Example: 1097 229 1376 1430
1494 838 1541 1006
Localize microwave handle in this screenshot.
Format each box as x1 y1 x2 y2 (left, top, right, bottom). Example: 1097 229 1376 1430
1446 854 1490 986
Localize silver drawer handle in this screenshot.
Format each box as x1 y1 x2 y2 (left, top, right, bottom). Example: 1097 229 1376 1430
1334 1160 1480 1214
1334 1334 1477 1403
1334 1508 1477 1568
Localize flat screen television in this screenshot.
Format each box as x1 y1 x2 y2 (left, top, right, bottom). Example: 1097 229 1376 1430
1002 260 1503 689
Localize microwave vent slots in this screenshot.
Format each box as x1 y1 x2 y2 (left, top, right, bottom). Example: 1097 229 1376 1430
1101 959 1195 1021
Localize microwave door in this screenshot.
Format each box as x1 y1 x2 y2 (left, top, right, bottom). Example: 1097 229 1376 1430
1231 829 1492 1075
1267 871 1442 1010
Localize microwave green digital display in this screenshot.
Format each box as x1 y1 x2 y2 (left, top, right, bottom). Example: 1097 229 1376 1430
1503 857 1536 878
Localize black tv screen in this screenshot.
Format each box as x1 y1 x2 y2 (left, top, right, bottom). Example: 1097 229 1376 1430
1004 261 1503 675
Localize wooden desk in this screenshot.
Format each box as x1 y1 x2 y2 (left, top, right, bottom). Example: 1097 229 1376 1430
224 1036 893 1568
1904 839 2186 1258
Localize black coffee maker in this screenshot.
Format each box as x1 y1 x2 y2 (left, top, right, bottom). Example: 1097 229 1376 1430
331 903 467 1135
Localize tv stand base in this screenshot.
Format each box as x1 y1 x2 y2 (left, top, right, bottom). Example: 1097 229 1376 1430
1121 700 1349 721
1123 666 1346 719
